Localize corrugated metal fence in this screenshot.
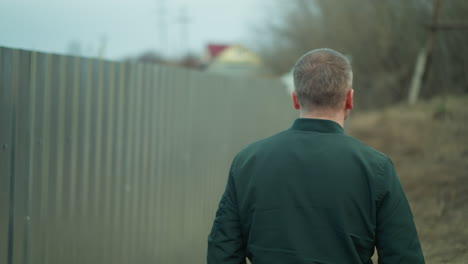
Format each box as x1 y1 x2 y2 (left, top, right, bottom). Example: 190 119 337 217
0 47 296 264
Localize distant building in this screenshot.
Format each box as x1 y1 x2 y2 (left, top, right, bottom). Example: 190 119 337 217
204 44 266 77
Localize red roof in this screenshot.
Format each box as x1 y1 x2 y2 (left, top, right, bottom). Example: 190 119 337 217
207 44 229 59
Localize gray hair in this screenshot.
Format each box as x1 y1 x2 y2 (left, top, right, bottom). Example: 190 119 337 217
293 48 352 111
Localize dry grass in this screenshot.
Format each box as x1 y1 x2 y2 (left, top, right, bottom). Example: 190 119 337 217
348 95 468 263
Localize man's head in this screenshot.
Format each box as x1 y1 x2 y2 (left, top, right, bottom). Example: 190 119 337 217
292 48 353 119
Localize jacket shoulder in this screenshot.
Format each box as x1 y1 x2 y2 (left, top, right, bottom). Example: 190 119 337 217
234 130 289 160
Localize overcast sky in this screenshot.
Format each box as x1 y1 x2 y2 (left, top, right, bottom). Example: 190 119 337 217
0 0 271 60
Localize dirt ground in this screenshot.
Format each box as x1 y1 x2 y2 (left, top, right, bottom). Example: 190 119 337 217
348 95 468 263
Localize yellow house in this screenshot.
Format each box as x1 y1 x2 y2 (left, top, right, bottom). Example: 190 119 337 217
206 44 265 77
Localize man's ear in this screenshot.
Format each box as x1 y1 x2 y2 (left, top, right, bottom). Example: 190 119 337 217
345 89 354 111
292 91 301 110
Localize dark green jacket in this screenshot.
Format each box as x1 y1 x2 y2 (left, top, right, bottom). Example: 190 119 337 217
208 118 424 264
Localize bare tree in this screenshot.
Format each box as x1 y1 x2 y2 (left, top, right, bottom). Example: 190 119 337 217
254 0 467 108
66 40 83 57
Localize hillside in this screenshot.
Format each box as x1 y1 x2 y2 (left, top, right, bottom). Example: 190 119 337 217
348 95 468 263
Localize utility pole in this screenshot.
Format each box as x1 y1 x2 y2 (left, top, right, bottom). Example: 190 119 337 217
408 0 441 105
157 0 168 56
177 6 191 57
97 35 107 60
408 0 468 105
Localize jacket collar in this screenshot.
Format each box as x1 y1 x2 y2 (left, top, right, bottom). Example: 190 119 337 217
290 118 345 134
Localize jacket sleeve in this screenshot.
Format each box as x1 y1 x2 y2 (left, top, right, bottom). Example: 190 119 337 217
207 158 246 264
376 158 425 264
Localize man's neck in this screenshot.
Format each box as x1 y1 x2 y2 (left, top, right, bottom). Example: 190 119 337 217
299 111 345 128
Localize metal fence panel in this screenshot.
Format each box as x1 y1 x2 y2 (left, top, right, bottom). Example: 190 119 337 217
0 47 296 264
10 48 32 264
0 47 14 264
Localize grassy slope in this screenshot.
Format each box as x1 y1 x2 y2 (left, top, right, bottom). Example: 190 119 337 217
348 95 468 263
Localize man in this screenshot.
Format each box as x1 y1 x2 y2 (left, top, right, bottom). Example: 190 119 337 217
207 48 424 264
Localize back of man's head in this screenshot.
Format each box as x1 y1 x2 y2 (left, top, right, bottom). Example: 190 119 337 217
293 48 352 112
